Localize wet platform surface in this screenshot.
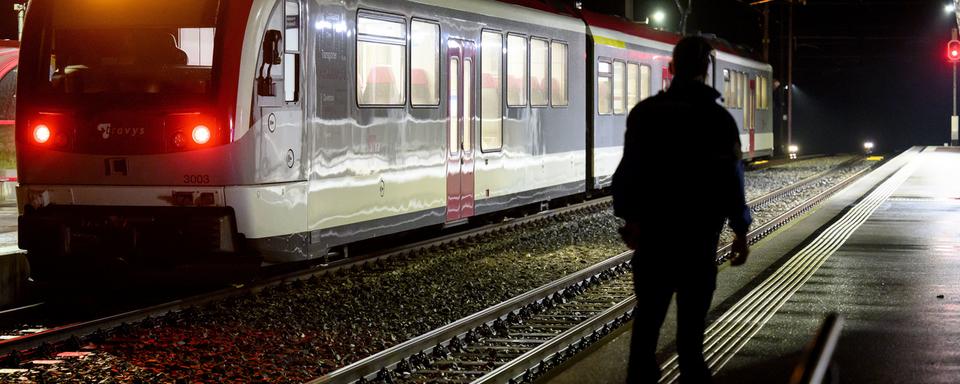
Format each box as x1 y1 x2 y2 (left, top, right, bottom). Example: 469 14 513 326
540 146 960 384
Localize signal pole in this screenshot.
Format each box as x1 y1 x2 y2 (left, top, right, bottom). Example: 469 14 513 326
787 0 794 154
953 29 959 146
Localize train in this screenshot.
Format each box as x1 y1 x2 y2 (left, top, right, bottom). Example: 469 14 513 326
14 0 773 279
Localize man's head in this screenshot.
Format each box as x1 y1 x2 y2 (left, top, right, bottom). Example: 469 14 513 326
669 36 714 81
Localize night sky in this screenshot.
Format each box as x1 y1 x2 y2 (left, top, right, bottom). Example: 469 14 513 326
614 0 957 155
1 1 955 155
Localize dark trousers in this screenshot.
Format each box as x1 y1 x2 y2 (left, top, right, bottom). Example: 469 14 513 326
627 232 720 384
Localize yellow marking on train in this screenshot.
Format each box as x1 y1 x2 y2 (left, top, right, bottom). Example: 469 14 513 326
866 156 884 161
593 35 626 49
751 160 769 166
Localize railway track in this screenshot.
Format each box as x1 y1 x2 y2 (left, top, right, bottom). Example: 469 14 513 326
0 194 612 363
310 158 879 384
0 156 878 381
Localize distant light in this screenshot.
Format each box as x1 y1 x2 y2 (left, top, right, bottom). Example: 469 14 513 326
946 3 956 13
652 10 666 24
863 141 875 150
788 145 799 153
192 125 211 145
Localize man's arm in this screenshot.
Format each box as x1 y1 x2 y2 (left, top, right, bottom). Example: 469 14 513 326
727 158 752 236
722 113 752 265
613 108 642 223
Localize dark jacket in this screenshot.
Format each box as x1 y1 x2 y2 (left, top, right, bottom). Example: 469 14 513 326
612 79 751 236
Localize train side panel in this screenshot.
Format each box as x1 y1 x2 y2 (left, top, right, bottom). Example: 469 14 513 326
239 0 588 261
588 26 673 189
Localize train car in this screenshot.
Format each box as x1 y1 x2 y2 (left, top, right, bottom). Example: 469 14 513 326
15 0 589 278
580 10 774 189
14 0 772 280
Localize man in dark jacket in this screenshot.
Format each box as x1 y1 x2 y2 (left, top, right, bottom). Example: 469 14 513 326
612 36 752 383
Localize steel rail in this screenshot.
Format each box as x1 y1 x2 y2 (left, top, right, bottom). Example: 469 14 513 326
473 296 637 384
479 161 877 384
0 196 612 360
747 157 860 210
714 162 875 263
312 159 880 384
308 251 634 384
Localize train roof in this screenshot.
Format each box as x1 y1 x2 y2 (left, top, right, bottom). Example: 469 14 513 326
489 1 770 71
579 9 769 70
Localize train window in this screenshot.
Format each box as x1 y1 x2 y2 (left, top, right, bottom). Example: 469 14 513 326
550 41 568 106
464 59 473 151
734 71 743 109
530 38 549 107
411 20 440 106
506 34 528 107
284 0 300 102
640 64 651 101
613 61 625 114
626 63 639 110
722 69 731 107
285 1 300 52
738 73 750 108
357 14 406 106
762 76 770 110
481 30 503 152
755 75 762 110
36 0 220 96
178 28 215 66
597 60 612 115
449 58 459 153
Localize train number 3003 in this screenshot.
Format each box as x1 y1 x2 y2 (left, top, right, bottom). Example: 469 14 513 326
183 174 211 184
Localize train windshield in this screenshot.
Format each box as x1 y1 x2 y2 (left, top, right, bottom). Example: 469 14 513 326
33 0 221 97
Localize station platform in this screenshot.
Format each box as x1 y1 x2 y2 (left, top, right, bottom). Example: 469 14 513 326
540 146 960 384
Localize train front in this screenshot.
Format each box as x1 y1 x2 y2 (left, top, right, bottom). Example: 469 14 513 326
15 0 258 280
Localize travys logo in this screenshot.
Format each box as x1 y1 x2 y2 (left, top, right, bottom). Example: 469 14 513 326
97 123 146 139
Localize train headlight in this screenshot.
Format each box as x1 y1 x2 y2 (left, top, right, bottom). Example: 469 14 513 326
192 125 212 145
863 141 874 150
788 144 799 160
33 124 51 144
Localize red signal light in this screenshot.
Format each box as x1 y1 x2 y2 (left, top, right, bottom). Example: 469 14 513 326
949 40 960 62
33 124 51 144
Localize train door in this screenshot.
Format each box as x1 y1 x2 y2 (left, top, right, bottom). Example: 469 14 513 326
445 39 476 222
256 0 303 183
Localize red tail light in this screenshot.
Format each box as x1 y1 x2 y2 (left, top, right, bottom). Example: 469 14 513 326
192 125 212 145
165 113 217 151
33 124 52 144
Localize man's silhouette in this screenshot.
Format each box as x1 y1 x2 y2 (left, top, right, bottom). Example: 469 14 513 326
612 36 752 383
